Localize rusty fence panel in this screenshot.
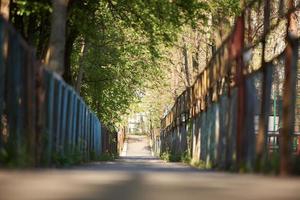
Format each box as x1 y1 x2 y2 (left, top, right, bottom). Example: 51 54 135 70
159 0 300 174
0 16 110 167
118 126 126 154
101 125 118 156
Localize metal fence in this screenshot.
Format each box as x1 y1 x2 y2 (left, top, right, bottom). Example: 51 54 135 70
159 0 300 174
0 16 113 167
43 71 102 165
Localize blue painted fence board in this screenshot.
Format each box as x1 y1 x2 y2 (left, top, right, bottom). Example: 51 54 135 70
55 82 63 153
7 32 23 161
46 72 55 164
65 88 73 153
60 85 68 155
72 96 78 151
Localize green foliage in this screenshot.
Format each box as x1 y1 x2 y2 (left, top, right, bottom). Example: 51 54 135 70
208 0 241 16
191 160 207 169
14 0 52 16
160 151 171 161
181 150 191 164
67 0 211 127
51 146 83 167
0 147 8 165
97 152 118 161
160 150 182 162
0 144 31 168
51 149 117 167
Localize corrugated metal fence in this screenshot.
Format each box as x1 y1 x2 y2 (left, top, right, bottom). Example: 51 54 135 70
158 0 300 174
43 71 102 165
0 16 116 167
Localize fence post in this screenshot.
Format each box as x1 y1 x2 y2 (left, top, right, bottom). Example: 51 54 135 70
81 102 86 159
84 107 88 159
256 0 272 171
71 96 78 152
7 32 24 165
54 81 62 154
76 99 81 151
280 1 298 175
233 15 246 170
95 120 99 157
226 88 238 170
45 72 55 165
66 88 73 155
79 102 84 155
24 49 37 166
218 95 228 169
91 114 94 158
60 85 68 156
0 19 5 152
86 112 91 160
244 76 257 171
91 115 95 157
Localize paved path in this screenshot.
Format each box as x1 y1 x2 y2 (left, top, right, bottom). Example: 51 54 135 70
1 134 300 200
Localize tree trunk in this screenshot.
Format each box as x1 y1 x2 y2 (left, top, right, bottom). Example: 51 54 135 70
256 0 271 171
280 0 298 176
63 28 78 85
45 0 70 75
182 39 191 87
26 14 38 46
75 40 87 94
0 0 10 20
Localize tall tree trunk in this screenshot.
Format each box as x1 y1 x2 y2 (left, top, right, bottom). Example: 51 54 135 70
75 40 87 94
0 0 10 20
45 0 70 75
12 13 25 37
182 39 191 87
36 12 51 60
26 14 38 46
63 28 78 85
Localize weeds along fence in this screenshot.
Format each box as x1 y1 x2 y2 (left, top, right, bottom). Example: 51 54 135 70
159 0 300 174
0 17 114 167
43 71 103 165
101 125 117 156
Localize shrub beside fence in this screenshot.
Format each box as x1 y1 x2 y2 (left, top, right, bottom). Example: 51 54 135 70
0 16 115 167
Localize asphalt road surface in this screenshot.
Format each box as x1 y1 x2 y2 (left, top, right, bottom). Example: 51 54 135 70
1 134 300 200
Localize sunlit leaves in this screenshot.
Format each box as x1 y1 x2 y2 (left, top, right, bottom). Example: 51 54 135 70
14 0 52 16
68 0 212 127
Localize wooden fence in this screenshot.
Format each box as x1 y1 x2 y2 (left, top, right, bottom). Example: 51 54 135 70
158 0 300 174
117 126 126 154
0 16 114 167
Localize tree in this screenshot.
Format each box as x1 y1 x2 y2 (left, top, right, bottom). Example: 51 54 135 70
0 0 10 20
45 0 70 74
